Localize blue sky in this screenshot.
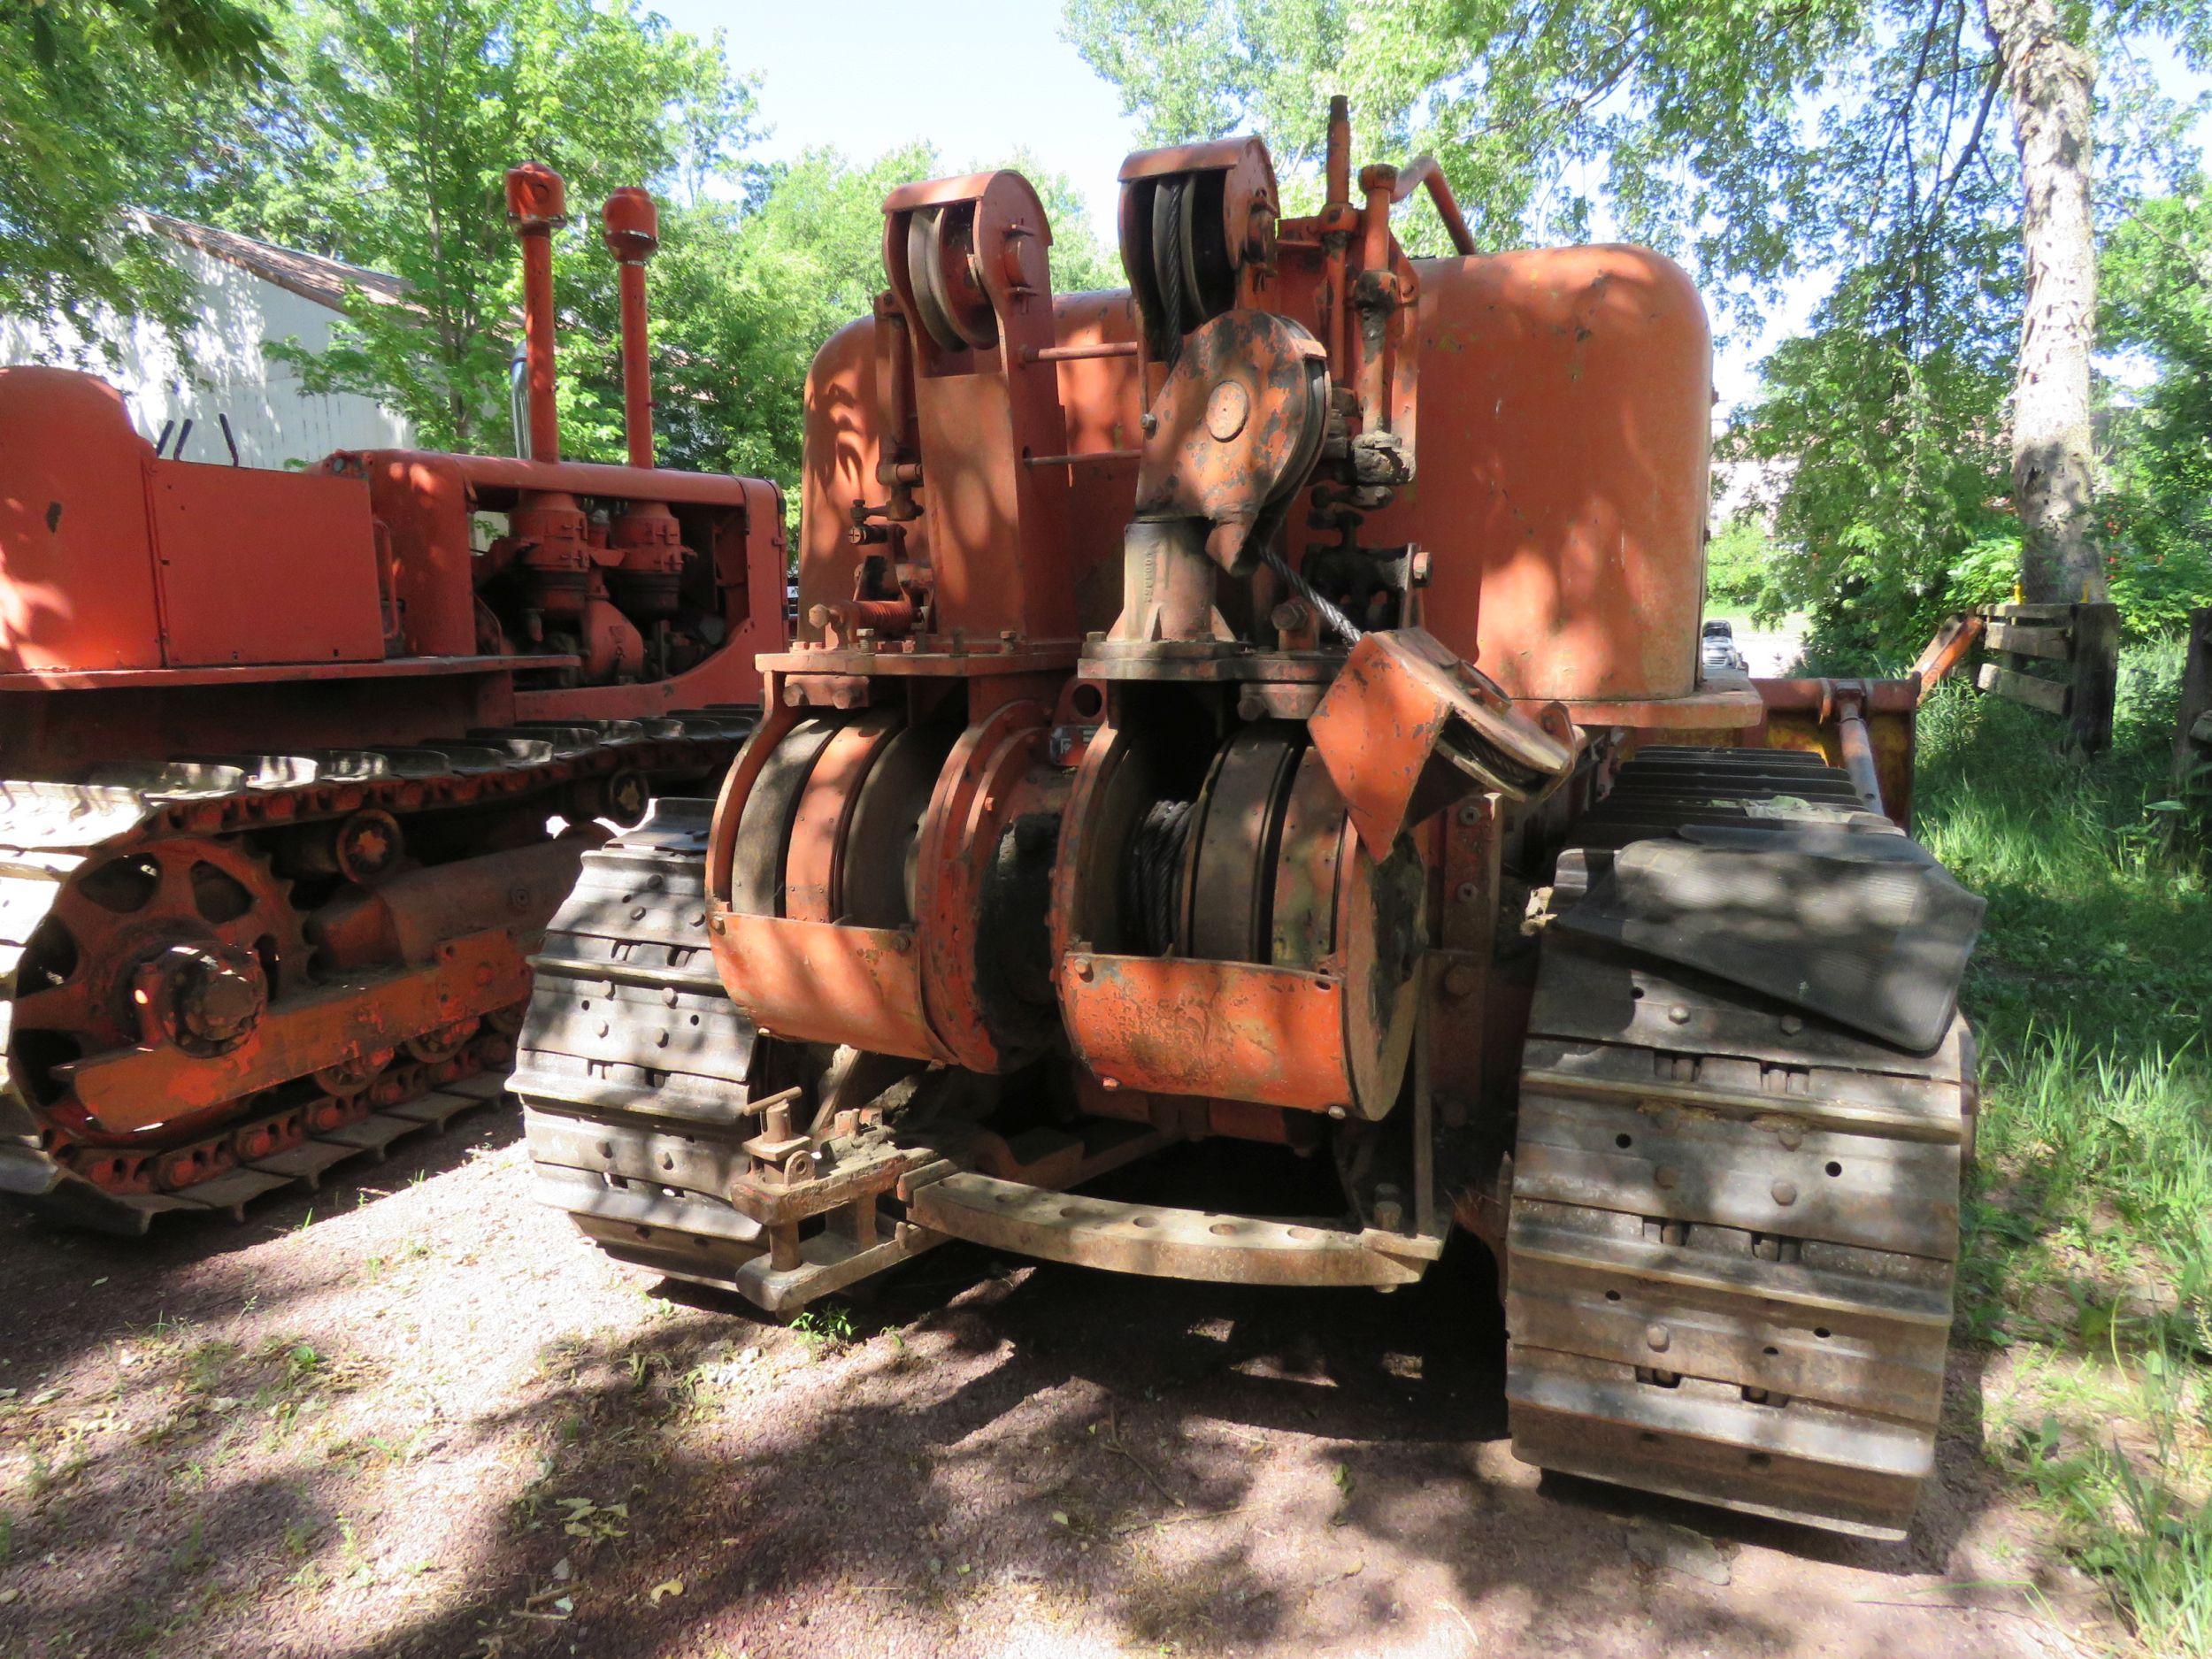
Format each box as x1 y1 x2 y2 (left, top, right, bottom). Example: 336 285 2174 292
655 1 2206 410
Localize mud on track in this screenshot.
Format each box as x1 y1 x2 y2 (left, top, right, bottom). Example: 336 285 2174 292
0 1119 2110 1659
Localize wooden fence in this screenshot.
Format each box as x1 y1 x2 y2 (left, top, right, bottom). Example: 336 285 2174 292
1969 600 2122 757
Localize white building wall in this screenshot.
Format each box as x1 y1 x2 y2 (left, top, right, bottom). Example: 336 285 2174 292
0 240 411 470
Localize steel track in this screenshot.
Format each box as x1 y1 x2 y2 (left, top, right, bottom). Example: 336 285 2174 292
1505 747 1974 1540
0 712 754 1234
513 799 793 1292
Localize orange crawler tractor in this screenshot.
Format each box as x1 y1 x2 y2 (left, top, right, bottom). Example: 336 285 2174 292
0 165 785 1233
518 105 1985 1540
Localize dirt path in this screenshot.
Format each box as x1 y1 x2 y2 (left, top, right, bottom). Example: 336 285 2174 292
0 1117 2109 1659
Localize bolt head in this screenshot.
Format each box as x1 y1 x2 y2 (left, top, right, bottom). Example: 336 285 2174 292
1771 1179 1799 1206
1646 1324 1671 1353
1667 1004 1692 1025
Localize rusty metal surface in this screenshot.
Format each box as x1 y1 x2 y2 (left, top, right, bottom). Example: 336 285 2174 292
1060 950 1355 1112
68 930 528 1134
908 1171 1438 1286
1310 628 1573 856
0 716 751 1232
791 242 1711 708
1366 247 1712 701
1131 311 1327 576
714 913 945 1063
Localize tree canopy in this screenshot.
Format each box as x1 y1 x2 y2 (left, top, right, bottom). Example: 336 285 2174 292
1 0 276 326
1063 0 2212 616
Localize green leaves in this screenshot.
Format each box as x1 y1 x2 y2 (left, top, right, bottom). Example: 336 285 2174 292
1 0 273 327
189 0 757 450
1720 238 2021 657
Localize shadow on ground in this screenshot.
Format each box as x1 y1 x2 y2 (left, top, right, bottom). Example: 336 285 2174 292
2 1133 2074 1659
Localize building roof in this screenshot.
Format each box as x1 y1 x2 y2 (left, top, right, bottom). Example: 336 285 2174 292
138 212 409 313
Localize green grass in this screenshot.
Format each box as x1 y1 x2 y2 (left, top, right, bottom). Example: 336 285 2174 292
1915 644 2212 1655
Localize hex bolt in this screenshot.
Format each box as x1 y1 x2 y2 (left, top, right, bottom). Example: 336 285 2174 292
1777 1123 1803 1150
1667 1004 1692 1025
1780 1014 1803 1033
1653 1166 1678 1189
1771 1179 1799 1206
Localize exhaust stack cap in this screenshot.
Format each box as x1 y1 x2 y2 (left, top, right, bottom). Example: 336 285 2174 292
505 163 568 232
601 188 659 264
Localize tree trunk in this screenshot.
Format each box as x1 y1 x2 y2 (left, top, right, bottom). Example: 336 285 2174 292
1985 0 2101 603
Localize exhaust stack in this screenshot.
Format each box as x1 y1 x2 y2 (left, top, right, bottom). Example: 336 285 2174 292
504 163 567 464
601 188 660 471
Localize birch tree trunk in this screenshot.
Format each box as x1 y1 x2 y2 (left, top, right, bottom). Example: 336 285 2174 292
1985 0 2102 603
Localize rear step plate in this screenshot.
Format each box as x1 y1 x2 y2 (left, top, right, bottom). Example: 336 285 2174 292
907 1171 1443 1286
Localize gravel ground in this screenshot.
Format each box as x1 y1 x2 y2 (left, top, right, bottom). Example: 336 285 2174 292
0 1112 2111 1659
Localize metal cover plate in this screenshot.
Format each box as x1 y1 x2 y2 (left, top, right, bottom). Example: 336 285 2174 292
1557 837 1985 1054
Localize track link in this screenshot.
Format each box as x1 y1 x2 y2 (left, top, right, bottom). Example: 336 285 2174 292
1 713 754 1233
514 800 775 1293
1505 749 1974 1540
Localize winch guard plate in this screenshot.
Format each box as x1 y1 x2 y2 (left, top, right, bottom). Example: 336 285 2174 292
1309 628 1573 856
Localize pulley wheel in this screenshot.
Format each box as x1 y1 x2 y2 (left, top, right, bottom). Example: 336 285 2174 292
726 718 839 918
906 204 996 353
841 720 960 929
1148 178 1189 352
1178 168 1237 321
1182 725 1304 964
